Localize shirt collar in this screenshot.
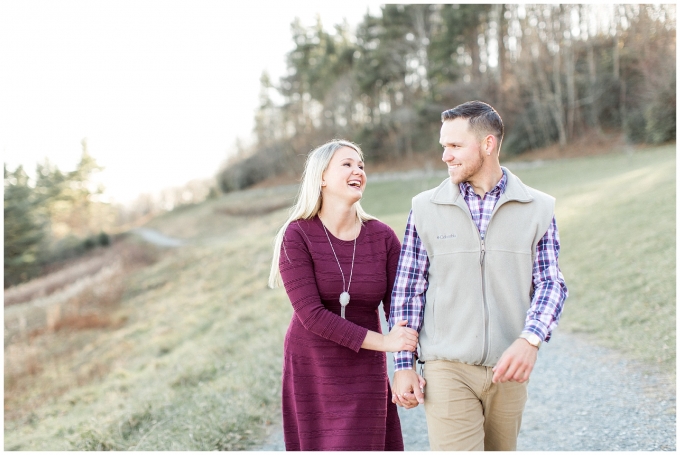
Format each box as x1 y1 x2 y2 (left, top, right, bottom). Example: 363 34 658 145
459 169 507 198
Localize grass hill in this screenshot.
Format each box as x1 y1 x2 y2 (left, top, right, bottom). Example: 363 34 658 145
4 143 675 450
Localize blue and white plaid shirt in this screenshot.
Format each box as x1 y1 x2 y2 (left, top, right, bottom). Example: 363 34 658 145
389 171 568 371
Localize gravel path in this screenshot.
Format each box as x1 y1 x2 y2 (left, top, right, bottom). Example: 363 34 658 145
257 307 675 451
518 332 675 451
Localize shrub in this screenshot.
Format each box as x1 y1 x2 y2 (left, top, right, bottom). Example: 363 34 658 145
218 143 294 193
97 232 110 247
644 78 676 144
624 109 648 144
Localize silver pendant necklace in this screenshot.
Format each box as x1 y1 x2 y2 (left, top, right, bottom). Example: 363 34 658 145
321 218 358 319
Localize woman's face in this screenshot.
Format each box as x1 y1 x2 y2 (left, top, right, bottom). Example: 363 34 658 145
321 146 366 204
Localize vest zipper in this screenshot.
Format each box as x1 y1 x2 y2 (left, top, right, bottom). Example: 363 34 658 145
480 237 490 365
480 239 486 264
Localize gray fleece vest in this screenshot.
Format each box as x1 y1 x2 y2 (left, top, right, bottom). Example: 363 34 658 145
412 167 555 367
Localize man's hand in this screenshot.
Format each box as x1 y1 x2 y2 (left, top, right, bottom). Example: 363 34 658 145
492 338 538 383
391 369 425 409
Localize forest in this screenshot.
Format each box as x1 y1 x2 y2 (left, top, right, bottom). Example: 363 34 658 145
218 4 676 191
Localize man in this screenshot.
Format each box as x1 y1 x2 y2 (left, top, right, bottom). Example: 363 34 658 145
388 100 568 451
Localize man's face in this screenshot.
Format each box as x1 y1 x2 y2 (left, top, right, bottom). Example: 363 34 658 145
440 118 485 185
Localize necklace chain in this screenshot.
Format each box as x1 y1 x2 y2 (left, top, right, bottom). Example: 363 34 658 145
321 218 357 300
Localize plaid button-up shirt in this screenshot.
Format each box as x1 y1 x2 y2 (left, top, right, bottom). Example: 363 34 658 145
388 171 568 371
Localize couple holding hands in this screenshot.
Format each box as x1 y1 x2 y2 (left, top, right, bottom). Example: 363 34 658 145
268 101 568 451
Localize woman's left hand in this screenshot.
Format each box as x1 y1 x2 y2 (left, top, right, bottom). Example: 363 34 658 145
383 320 419 352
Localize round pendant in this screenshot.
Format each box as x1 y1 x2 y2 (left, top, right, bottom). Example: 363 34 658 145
339 291 350 306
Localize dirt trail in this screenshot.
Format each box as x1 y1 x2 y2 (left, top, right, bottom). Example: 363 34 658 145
131 228 185 247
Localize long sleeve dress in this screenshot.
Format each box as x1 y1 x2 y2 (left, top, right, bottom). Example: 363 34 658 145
279 216 404 451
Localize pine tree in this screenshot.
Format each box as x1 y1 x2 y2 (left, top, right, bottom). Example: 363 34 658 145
4 164 48 287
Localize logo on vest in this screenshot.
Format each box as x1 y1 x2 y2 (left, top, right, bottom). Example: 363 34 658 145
436 233 457 240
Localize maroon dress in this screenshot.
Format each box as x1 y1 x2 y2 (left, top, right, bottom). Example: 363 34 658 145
279 216 404 451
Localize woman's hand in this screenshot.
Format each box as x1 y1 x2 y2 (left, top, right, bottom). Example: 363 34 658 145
392 369 427 408
383 320 418 352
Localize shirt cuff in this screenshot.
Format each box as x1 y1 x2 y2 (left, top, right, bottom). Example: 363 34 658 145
393 351 414 371
522 320 550 342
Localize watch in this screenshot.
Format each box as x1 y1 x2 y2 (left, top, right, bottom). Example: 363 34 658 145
519 333 542 349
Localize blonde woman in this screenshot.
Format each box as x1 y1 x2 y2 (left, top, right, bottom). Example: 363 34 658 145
269 140 423 451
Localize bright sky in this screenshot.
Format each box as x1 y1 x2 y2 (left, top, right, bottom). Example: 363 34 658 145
0 0 384 204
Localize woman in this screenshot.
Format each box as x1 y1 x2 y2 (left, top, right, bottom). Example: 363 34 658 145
269 139 423 451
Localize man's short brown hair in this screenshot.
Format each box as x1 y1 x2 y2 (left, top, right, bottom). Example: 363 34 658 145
441 101 504 151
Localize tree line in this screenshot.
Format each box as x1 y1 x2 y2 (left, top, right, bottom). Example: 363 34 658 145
4 140 118 287
4 140 220 288
218 4 676 192
5 4 675 287
4 137 221 288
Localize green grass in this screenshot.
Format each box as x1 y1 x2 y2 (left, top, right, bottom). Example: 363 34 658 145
515 145 676 370
4 144 675 449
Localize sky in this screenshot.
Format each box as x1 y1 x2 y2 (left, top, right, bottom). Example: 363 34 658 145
0 0 384 204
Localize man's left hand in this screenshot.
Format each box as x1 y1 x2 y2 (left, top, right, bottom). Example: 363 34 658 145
491 338 538 383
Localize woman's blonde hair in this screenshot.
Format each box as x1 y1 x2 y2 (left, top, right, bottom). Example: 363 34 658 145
268 139 377 288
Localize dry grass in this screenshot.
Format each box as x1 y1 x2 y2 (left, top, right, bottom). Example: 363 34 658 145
4 237 159 306
4 263 122 340
509 130 634 161
214 200 292 217
3 239 159 424
4 251 115 307
4 241 157 340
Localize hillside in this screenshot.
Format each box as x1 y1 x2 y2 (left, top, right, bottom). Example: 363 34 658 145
4 143 675 450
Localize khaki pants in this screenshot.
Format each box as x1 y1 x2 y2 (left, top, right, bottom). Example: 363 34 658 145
423 360 528 451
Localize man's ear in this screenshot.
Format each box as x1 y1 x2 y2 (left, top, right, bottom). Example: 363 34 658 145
483 134 496 156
